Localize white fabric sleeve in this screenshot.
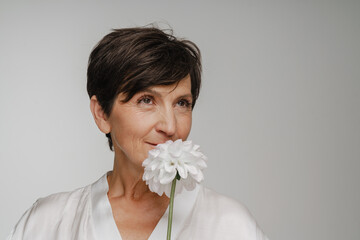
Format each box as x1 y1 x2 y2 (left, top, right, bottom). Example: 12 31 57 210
7 200 39 240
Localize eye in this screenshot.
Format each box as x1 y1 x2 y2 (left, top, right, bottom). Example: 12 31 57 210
177 99 191 108
137 95 154 105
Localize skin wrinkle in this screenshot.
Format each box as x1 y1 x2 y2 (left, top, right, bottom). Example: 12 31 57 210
110 132 147 199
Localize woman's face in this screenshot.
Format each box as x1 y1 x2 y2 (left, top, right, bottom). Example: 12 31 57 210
107 75 193 168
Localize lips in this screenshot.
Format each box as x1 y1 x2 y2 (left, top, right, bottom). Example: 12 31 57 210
147 142 157 146
145 140 169 147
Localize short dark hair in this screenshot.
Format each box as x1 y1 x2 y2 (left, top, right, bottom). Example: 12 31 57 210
87 26 202 150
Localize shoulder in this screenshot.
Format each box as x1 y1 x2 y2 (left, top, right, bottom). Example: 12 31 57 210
33 185 91 219
193 186 269 240
200 187 255 222
8 185 92 239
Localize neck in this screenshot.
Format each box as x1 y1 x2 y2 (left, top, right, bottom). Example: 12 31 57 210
107 151 158 201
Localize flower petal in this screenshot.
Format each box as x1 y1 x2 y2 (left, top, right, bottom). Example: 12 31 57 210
142 139 207 196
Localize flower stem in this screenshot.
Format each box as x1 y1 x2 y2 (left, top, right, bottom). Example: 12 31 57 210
167 177 177 240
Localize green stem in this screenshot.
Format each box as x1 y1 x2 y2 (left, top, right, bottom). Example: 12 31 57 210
167 177 177 240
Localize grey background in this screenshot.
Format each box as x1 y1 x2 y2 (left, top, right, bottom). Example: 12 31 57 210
1 1 359 240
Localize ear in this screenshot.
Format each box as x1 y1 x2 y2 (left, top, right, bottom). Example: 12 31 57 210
90 95 111 134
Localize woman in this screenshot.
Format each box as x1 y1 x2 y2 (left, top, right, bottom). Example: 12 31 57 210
8 26 269 240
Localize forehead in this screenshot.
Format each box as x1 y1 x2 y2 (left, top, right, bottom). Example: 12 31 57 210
147 76 191 96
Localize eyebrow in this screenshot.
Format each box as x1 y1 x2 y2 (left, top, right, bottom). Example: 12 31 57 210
141 89 192 99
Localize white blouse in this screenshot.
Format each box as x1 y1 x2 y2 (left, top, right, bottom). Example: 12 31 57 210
8 173 269 240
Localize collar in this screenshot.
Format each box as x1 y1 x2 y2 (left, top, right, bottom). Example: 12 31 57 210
90 172 200 240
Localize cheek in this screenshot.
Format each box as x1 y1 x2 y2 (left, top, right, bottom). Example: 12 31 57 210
178 113 192 139
117 112 154 138
111 112 155 159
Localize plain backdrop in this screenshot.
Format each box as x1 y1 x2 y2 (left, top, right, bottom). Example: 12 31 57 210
1 1 359 240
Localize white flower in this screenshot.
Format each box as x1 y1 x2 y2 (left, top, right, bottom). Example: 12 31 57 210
142 139 207 197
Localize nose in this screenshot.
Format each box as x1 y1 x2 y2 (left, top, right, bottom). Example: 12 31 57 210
155 107 177 137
